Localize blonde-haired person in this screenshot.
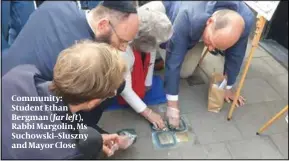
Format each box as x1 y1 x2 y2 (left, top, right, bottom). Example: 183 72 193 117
118 5 173 130
2 40 133 159
2 1 140 136
50 40 126 107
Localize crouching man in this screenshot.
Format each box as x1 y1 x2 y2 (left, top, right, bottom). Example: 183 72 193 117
2 41 133 159
148 1 255 128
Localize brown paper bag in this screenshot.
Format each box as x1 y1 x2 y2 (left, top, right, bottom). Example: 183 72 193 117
208 73 227 113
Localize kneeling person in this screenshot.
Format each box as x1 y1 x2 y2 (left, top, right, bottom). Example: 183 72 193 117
119 6 173 130
2 41 130 159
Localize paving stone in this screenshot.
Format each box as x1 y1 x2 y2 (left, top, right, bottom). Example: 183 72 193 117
186 107 243 144
270 132 288 159
98 109 152 137
179 142 212 159
241 78 282 104
179 84 209 115
227 136 284 159
240 58 277 79
203 143 233 159
175 142 232 159
266 74 288 100
232 100 288 137
262 56 288 75
245 44 270 58
262 100 288 133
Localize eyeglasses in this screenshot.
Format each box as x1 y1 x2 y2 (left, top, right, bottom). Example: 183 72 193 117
109 21 132 50
210 49 225 56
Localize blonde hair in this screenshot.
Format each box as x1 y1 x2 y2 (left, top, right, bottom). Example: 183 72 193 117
50 40 127 105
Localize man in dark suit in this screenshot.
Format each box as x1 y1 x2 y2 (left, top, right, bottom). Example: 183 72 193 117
1 1 35 49
2 0 139 131
156 1 255 128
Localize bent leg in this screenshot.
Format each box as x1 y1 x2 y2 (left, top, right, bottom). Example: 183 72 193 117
180 42 205 78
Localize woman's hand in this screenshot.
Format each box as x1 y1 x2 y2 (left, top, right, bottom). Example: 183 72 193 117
141 108 166 130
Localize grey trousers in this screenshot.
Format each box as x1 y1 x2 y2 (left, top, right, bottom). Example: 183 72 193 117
157 42 206 78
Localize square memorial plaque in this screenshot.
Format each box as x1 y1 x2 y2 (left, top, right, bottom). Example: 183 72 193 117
154 131 176 148
168 117 187 132
175 131 190 143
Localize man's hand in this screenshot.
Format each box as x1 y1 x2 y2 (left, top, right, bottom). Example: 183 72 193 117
224 89 246 107
101 134 119 157
141 108 166 130
167 100 178 109
166 100 180 129
117 135 134 150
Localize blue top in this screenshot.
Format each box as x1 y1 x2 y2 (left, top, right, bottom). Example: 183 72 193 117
9 1 35 38
80 1 101 9
2 1 94 80
163 1 255 95
1 1 35 46
1 0 11 37
1 0 11 50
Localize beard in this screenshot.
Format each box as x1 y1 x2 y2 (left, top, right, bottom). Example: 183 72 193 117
94 30 113 45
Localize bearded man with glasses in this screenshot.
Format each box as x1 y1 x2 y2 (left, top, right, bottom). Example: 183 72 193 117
2 1 139 157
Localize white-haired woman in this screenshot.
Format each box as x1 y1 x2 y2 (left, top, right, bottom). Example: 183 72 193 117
118 5 173 130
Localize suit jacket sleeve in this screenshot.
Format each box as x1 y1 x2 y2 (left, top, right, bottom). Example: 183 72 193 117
224 34 249 86
164 9 192 95
223 2 255 86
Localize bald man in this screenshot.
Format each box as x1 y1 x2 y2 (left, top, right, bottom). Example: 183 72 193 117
154 1 255 128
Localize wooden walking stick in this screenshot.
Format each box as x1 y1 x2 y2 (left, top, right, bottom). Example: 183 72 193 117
197 47 209 67
257 105 288 135
227 15 267 120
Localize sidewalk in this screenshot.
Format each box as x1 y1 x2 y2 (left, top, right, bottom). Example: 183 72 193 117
99 41 288 159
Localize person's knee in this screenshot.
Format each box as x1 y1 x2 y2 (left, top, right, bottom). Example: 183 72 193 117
180 43 204 78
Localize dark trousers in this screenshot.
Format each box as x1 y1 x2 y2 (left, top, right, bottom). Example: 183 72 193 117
78 82 126 134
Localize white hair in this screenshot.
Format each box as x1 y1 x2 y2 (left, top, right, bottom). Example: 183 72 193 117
133 3 173 52
140 1 166 14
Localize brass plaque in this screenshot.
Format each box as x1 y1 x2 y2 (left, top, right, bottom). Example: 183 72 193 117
175 132 189 142
157 132 175 145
